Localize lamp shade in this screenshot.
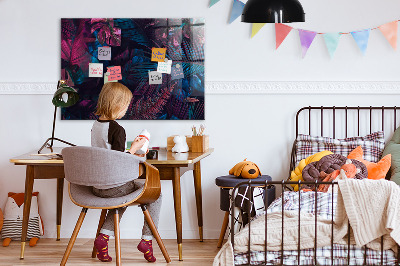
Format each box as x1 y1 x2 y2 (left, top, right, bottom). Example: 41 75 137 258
52 83 79 108
242 0 305 23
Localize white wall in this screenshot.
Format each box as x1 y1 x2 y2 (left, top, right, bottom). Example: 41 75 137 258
1 0 400 240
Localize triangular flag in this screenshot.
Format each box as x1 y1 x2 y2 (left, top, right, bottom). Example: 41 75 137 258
275 23 293 49
229 0 245 24
251 23 266 38
323 33 341 58
351 29 370 55
209 0 220 7
298 29 317 58
378 21 397 50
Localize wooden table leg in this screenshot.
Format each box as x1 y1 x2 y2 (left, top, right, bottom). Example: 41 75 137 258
217 211 230 248
193 161 203 242
56 178 64 241
20 165 35 259
172 167 183 261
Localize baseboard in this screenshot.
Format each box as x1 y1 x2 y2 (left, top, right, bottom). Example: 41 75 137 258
1 81 400 94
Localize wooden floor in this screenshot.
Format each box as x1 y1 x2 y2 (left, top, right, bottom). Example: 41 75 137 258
0 239 221 265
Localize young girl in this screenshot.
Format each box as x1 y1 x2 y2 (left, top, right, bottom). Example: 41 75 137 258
91 82 162 263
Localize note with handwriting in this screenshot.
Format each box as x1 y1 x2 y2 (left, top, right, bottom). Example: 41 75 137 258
89 63 103 77
104 72 117 84
157 59 172 74
149 71 162 84
171 64 185 80
107 66 122 81
151 48 167 62
98 46 111 60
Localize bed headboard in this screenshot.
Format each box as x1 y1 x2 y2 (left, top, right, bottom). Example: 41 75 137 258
290 106 400 178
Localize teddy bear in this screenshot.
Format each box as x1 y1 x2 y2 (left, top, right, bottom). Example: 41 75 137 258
172 135 189 153
1 192 44 247
229 159 261 179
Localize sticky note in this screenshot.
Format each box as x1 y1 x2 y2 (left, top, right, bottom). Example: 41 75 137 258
98 46 111 60
157 59 172 74
107 66 122 81
89 63 103 77
104 72 117 84
149 71 162 85
171 64 185 80
151 48 167 62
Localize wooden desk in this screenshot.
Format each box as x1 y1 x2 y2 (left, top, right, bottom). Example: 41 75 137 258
10 147 213 261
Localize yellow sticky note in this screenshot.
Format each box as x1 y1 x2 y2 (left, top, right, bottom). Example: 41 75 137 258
151 48 167 62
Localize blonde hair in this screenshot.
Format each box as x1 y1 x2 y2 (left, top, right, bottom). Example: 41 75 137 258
95 83 133 120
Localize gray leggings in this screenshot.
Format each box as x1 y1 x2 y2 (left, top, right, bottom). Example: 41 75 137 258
92 180 162 240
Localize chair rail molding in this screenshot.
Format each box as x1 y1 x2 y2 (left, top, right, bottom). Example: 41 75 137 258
0 81 400 94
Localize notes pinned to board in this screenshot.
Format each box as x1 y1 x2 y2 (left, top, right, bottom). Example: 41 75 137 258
104 72 118 84
151 48 167 62
149 71 162 85
171 64 185 80
107 66 122 81
89 63 103 77
98 46 111 60
157 59 172 74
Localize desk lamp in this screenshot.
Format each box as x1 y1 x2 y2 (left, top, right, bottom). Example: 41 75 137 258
241 0 305 23
38 80 79 154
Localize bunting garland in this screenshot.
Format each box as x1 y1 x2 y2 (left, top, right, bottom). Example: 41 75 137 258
208 1 399 58
229 0 245 24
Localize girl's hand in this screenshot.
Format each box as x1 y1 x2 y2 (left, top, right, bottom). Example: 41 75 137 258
134 148 149 157
129 137 147 154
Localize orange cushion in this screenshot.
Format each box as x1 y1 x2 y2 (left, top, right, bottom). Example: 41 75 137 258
347 146 391 180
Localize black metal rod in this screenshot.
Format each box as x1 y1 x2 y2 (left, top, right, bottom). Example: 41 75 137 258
333 106 336 138
321 107 324 136
298 180 301 266
314 181 318 266
264 180 268 266
345 106 348 138
331 183 334 265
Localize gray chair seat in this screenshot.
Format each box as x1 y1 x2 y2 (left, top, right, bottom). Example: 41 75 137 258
69 180 145 208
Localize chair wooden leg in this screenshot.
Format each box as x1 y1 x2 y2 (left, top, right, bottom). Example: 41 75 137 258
114 210 121 266
60 208 88 266
91 209 108 258
141 205 171 263
217 211 230 248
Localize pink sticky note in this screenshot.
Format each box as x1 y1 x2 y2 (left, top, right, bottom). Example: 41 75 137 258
107 66 122 81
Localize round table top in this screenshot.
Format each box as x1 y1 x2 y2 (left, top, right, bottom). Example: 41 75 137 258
215 175 272 188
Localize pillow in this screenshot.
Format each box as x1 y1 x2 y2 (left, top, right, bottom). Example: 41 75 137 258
289 150 333 191
295 131 385 167
382 126 400 184
348 146 391 180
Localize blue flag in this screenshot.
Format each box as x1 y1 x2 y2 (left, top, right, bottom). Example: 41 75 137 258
229 0 245 24
323 33 341 58
209 0 221 7
351 29 371 55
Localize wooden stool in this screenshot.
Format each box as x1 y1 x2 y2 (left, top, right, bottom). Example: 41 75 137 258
215 175 275 248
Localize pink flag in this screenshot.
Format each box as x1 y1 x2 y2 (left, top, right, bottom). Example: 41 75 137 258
379 21 398 50
275 23 293 49
298 29 317 58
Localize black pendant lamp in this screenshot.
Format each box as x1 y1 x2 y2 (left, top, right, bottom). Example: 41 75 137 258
242 0 305 23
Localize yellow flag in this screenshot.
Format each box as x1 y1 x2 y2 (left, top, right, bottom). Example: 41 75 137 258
251 23 266 38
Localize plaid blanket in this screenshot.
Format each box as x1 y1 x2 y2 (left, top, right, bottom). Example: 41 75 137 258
234 191 397 265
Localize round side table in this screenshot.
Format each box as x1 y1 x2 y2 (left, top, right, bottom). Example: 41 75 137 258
215 175 275 248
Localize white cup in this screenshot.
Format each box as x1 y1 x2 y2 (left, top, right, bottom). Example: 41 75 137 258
135 129 150 154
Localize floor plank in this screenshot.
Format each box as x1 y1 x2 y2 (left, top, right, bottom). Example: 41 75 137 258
0 239 221 265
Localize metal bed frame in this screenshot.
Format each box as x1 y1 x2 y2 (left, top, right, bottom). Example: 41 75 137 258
230 106 400 266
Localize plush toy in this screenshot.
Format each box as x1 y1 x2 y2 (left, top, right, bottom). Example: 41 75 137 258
172 135 189 153
289 150 333 191
1 192 44 247
348 146 391 180
229 159 261 179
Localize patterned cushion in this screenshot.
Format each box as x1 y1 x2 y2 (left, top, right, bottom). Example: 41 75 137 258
295 131 385 166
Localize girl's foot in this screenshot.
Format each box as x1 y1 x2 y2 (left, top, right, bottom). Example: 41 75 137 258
137 239 156 262
94 233 112 262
